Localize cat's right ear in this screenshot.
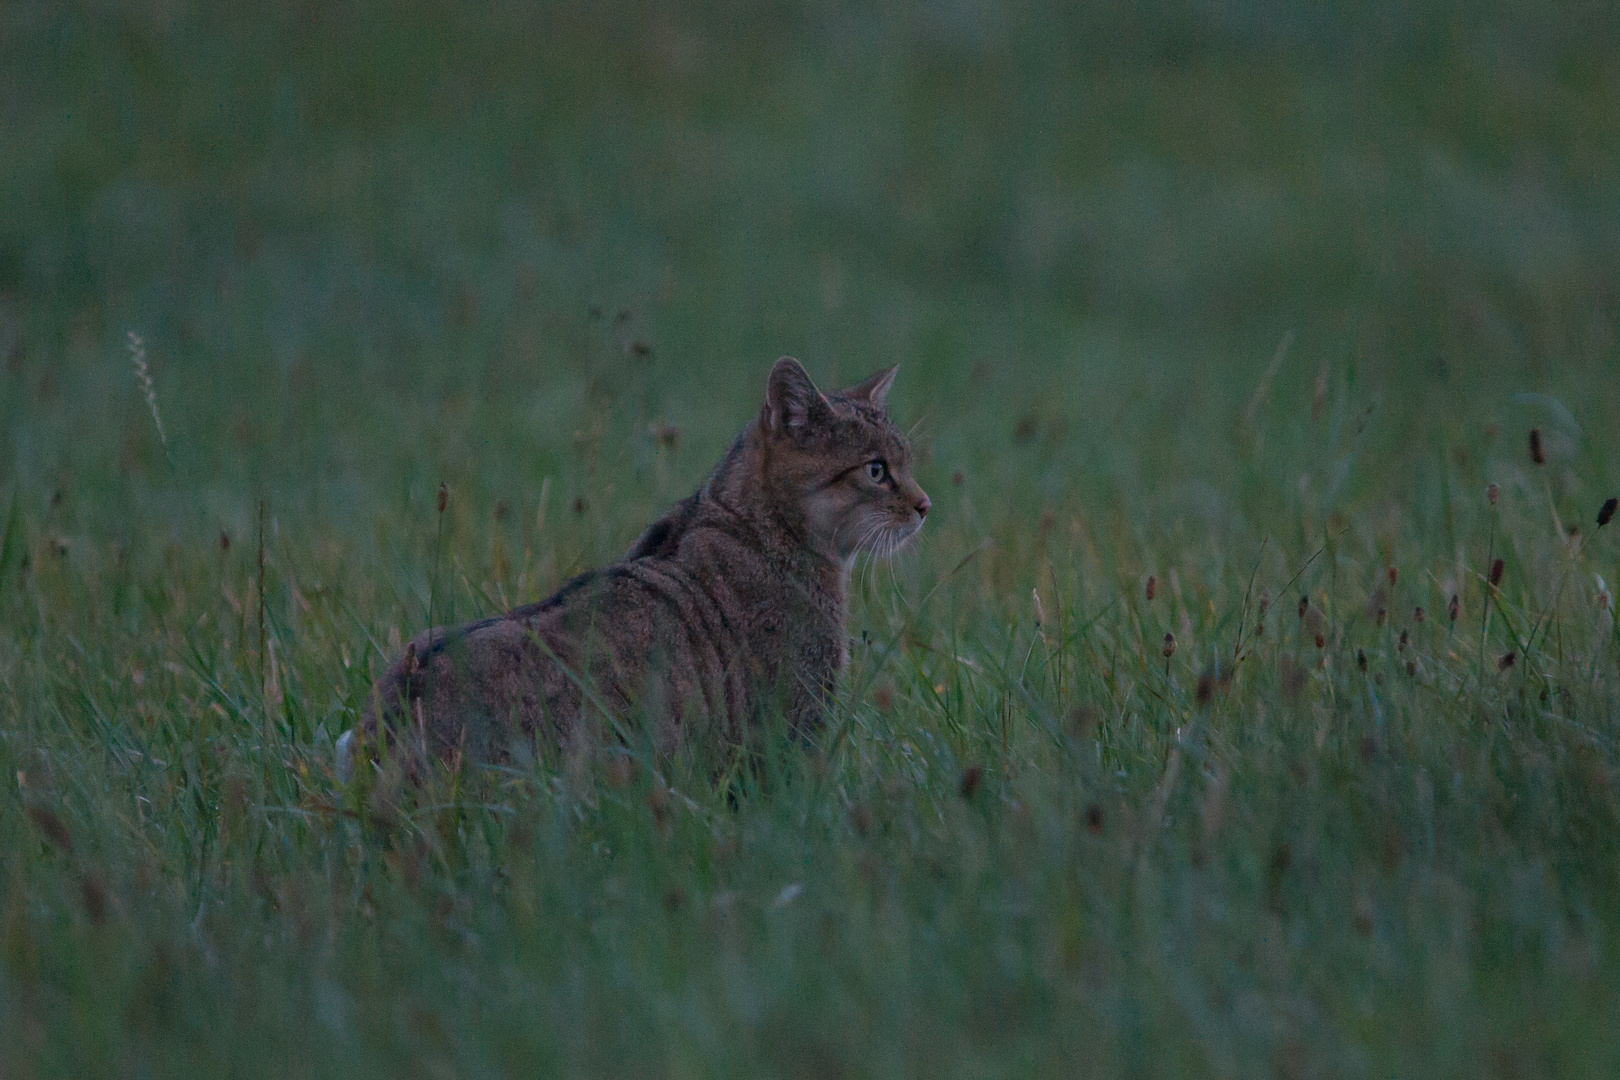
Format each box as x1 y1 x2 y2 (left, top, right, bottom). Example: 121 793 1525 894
763 357 829 436
844 365 897 411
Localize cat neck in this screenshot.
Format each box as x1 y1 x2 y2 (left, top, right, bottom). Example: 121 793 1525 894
702 423 847 597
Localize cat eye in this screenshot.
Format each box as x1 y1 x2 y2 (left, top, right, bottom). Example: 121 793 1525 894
865 460 888 483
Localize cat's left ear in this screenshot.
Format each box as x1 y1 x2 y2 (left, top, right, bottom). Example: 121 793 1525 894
844 366 898 411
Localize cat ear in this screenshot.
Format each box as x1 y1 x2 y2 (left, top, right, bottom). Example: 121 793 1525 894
845 366 898 411
764 357 829 435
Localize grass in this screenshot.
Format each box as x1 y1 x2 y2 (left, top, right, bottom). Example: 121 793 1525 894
4 1 1620 1075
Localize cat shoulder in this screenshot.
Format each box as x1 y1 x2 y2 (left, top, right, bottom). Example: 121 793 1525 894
623 493 700 561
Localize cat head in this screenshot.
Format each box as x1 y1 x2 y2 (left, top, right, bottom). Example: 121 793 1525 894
759 357 930 564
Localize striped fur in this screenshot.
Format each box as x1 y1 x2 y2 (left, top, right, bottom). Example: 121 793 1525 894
345 358 930 776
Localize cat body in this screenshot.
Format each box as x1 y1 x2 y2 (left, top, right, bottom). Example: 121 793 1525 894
341 358 929 776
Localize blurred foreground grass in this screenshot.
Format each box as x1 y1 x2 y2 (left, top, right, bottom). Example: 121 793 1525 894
4 1 1620 1076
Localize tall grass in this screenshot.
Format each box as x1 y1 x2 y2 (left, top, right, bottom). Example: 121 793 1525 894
4 1 1620 1076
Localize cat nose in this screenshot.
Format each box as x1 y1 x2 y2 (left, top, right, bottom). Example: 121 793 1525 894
915 493 931 519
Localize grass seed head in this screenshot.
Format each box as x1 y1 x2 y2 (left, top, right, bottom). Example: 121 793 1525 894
1278 657 1308 700
1599 497 1617 528
436 482 448 515
1499 650 1516 671
27 806 73 853
79 873 109 924
646 782 671 826
1414 606 1425 622
1356 649 1367 673
959 766 982 800
1529 428 1545 466
1084 802 1105 834
1365 587 1387 620
1068 704 1102 733
1487 483 1499 506
1162 632 1176 659
1448 594 1460 622
1489 558 1504 588
127 331 168 455
1145 574 1156 601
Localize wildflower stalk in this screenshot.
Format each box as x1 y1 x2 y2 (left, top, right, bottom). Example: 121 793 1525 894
257 499 272 764
257 500 266 693
424 483 449 761
428 483 448 640
1529 428 1566 542
128 332 173 466
1477 487 1498 700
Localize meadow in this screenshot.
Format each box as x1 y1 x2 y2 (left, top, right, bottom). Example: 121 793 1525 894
4 1 1620 1075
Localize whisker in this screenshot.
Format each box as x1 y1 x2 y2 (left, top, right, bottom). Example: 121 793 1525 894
853 521 884 595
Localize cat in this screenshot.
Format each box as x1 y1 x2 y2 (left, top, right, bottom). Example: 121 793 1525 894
338 357 930 779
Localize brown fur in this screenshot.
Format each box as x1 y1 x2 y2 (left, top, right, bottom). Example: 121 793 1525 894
341 358 930 776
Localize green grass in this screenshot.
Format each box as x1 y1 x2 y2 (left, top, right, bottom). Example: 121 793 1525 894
5 1 1620 1075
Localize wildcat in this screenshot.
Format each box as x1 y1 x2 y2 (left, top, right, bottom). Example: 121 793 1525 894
338 357 930 778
